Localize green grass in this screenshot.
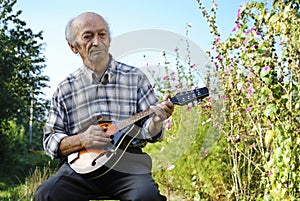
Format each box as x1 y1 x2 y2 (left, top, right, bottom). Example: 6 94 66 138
0 150 58 201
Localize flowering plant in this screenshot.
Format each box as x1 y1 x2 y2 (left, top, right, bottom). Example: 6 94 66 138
198 0 300 200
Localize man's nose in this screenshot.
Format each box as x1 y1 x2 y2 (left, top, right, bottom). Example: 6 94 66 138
92 35 103 46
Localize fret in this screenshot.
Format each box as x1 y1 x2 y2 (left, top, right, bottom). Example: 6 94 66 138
116 108 154 130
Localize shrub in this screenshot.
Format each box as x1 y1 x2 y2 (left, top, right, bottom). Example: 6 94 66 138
198 0 300 199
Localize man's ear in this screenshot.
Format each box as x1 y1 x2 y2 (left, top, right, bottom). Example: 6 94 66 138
68 41 78 54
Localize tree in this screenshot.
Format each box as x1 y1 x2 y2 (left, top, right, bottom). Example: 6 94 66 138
0 0 50 162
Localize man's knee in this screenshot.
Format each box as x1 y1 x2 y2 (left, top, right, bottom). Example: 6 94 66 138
33 176 57 201
33 183 49 201
126 183 166 201
128 192 166 201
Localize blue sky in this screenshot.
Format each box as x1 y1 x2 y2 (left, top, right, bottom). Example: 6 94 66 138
14 0 246 98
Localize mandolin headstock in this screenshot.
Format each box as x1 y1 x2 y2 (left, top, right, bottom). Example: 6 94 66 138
170 87 209 106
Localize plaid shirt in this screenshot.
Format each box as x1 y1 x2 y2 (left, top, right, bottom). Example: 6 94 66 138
43 57 164 159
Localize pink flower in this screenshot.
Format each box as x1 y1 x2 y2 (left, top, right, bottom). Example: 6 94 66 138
165 118 172 130
243 39 248 45
246 106 252 112
216 37 221 43
267 120 272 126
232 22 241 32
237 8 241 18
174 48 179 52
264 66 270 71
213 3 218 8
221 95 228 100
279 41 284 46
268 172 272 176
248 85 253 96
251 143 255 148
163 75 169 80
246 27 256 34
225 69 230 74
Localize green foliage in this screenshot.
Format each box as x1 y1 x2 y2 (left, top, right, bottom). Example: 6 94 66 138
0 151 58 201
0 1 51 199
141 25 225 199
11 165 55 201
0 120 26 164
198 0 300 200
0 0 50 162
146 106 230 201
0 0 49 123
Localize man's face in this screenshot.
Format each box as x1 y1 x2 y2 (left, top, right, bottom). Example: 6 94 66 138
71 13 110 65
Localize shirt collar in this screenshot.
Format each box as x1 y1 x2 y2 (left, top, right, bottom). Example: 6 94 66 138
81 55 115 85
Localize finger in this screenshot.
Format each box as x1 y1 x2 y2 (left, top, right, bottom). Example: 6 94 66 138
89 140 111 148
93 135 112 143
94 125 106 131
158 102 172 114
155 107 168 121
93 130 112 139
164 94 171 101
84 134 112 148
152 105 165 116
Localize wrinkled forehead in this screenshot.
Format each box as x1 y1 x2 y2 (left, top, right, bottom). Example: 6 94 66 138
72 12 108 33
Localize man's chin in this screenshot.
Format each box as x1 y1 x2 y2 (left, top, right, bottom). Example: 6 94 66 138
89 54 108 64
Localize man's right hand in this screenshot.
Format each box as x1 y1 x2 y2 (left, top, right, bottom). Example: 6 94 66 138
59 125 111 157
78 125 112 149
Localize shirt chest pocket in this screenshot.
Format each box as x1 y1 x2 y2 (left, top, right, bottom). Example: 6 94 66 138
108 104 136 120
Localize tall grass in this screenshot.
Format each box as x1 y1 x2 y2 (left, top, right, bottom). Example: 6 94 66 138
6 165 55 201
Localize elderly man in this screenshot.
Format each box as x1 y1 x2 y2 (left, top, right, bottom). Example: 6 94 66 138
34 12 174 201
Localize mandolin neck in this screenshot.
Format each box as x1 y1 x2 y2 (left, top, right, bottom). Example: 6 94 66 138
115 87 209 131
116 108 155 131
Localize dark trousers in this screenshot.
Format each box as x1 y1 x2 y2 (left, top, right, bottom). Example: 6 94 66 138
34 150 166 201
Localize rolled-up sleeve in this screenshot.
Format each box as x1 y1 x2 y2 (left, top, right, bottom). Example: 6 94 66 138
137 73 165 143
141 117 166 142
43 91 68 159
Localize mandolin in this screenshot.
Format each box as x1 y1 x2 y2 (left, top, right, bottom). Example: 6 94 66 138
68 87 209 179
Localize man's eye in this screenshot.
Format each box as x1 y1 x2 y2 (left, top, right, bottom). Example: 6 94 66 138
83 35 92 39
99 33 106 37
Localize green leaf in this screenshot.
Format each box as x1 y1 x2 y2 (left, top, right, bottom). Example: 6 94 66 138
264 104 278 117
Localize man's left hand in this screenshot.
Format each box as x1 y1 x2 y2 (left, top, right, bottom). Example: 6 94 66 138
151 94 174 123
